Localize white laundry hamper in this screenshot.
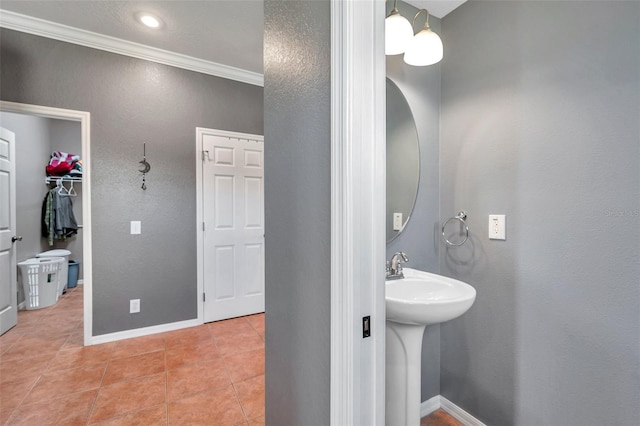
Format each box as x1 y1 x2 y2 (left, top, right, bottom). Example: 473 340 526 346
17 257 65 310
37 249 71 296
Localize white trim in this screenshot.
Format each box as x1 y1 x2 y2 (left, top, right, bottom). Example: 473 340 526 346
330 0 386 425
420 395 488 426
92 318 201 345
77 279 84 285
195 128 205 325
195 127 264 326
0 9 263 87
0 100 93 347
421 395 442 417
440 395 488 426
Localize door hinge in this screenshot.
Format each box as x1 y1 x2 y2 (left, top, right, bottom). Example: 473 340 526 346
203 293 206 302
202 222 205 231
202 150 209 161
362 316 371 338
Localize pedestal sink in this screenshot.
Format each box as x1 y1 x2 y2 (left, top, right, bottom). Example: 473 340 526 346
385 268 476 426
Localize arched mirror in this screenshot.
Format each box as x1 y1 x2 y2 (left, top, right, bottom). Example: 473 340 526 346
386 78 420 242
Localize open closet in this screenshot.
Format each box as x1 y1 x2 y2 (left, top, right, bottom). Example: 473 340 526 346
0 111 83 309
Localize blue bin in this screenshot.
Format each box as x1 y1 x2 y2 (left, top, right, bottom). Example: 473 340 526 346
67 260 80 288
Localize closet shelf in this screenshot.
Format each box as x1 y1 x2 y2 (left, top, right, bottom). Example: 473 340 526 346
45 176 83 184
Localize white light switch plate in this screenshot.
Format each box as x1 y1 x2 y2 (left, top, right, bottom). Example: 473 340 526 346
393 213 403 231
130 299 140 313
130 221 141 235
489 215 506 240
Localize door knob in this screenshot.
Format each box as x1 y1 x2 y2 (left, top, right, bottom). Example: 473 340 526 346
11 236 22 243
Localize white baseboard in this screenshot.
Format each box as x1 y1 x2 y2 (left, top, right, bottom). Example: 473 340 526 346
17 301 25 310
77 279 84 285
421 395 441 417
420 395 486 426
90 318 201 345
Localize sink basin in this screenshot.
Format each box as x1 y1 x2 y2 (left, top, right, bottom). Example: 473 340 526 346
385 268 476 426
386 268 476 326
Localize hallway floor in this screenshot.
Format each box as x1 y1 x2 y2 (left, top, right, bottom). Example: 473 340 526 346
1 285 460 425
0 286 265 425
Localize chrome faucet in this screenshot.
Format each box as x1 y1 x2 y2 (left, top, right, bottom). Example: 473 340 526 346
386 252 408 280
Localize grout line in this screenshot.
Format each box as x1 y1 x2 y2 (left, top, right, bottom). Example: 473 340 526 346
230 381 250 423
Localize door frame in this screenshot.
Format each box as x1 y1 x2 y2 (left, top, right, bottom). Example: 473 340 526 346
330 0 386 424
195 127 265 324
0 101 92 346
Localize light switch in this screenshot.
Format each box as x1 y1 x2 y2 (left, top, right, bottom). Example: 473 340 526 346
130 221 141 235
393 212 403 231
489 215 506 240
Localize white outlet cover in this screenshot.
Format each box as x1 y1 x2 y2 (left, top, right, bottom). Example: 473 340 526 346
489 214 506 240
393 212 403 231
130 221 141 235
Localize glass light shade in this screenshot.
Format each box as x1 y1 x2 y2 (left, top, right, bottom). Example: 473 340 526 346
385 13 414 55
403 29 443 66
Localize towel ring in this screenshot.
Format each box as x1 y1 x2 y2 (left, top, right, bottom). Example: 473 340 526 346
442 211 469 246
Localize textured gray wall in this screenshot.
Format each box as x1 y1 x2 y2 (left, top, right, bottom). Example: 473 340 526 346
440 2 640 425
264 1 331 424
386 1 442 403
1 29 263 335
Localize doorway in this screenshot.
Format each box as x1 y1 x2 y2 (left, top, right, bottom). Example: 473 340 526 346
0 101 92 346
195 128 265 323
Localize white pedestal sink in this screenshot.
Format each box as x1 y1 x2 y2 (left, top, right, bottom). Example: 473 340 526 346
385 268 476 426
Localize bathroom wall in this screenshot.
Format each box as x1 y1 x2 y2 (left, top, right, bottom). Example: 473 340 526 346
0 28 264 335
385 0 442 402
264 0 331 424
440 1 640 424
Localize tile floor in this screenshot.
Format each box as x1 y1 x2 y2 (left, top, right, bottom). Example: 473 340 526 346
421 410 463 426
0 286 265 425
1 285 459 426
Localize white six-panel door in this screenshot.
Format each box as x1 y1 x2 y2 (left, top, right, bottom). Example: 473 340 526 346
201 131 264 323
0 127 18 335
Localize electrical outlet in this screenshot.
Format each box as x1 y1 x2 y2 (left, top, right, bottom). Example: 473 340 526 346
489 215 506 240
130 299 140 313
393 212 403 231
130 221 141 235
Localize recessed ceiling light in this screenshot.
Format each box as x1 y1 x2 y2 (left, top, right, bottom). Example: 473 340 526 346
137 13 162 29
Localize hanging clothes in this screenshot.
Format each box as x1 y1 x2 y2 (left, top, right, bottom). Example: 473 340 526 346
41 187 78 246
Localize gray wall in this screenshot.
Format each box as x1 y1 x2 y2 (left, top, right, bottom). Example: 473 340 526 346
264 1 331 424
440 1 640 425
1 29 263 335
386 0 442 402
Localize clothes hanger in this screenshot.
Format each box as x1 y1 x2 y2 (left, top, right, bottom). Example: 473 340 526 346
57 179 69 196
68 180 77 196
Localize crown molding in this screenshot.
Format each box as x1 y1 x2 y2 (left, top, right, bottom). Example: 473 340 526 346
0 9 264 87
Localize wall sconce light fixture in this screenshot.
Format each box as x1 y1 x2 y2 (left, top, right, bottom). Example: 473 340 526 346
403 9 443 66
385 0 413 55
385 2 443 67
